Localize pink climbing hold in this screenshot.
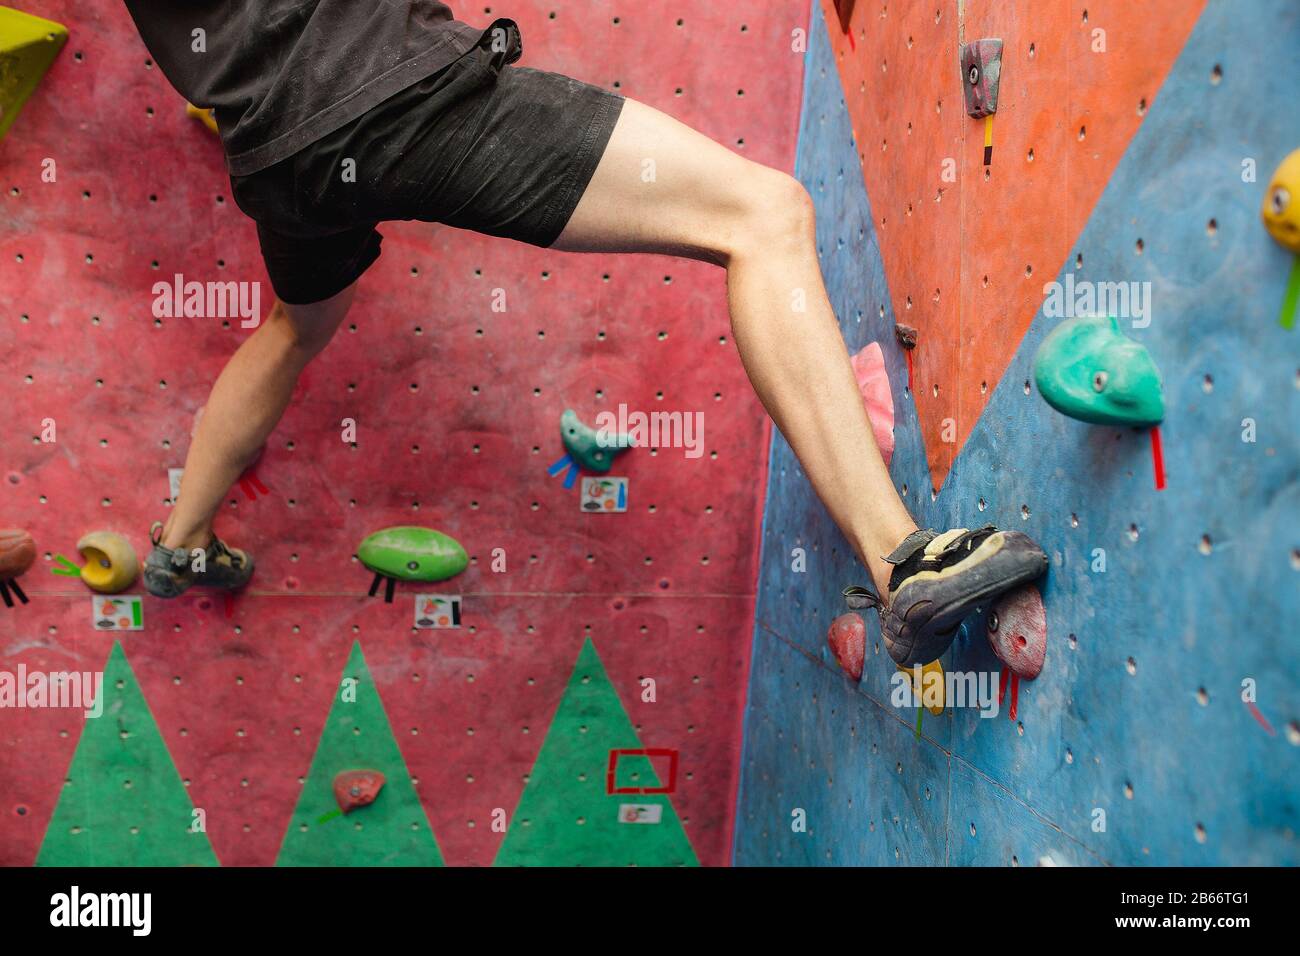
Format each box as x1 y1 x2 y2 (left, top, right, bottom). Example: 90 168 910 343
827 612 866 681
987 584 1046 679
850 342 895 465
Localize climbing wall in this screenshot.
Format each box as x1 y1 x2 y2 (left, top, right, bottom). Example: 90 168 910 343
0 0 809 866
737 0 1300 865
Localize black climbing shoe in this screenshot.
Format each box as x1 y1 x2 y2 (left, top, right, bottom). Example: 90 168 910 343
844 526 1047 666
143 522 255 598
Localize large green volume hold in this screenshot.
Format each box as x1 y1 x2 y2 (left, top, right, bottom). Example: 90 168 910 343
356 526 467 582
1033 315 1164 426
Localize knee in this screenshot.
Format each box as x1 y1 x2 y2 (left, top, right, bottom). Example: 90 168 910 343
270 297 347 358
730 169 816 259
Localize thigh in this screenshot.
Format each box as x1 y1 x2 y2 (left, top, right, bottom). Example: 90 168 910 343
422 64 626 248
551 98 776 263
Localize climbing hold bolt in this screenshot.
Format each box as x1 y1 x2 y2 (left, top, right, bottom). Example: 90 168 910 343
1033 315 1164 426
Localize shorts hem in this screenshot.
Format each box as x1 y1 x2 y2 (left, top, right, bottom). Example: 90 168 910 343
537 91 625 248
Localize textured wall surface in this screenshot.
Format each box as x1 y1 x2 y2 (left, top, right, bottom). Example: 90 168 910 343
736 0 1300 866
0 0 810 866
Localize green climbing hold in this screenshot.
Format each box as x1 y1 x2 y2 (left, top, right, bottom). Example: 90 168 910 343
1033 315 1164 427
357 526 467 582
0 7 68 141
561 409 631 473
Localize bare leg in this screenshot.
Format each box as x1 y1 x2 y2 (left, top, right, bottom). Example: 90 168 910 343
555 99 916 595
160 284 355 551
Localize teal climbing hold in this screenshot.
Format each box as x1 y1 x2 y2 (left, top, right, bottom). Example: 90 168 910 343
1033 315 1164 427
358 526 467 602
561 409 631 473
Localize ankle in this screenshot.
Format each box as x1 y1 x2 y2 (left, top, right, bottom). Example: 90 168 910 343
854 523 919 596
160 521 213 553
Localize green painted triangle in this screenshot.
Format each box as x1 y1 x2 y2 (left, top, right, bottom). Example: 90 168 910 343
0 7 68 140
36 641 219 866
494 638 699 866
276 641 443 866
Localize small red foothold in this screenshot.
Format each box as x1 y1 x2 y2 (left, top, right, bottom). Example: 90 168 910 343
827 612 866 681
988 584 1046 679
334 770 385 813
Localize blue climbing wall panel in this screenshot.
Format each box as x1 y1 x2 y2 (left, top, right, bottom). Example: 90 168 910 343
735 0 1300 866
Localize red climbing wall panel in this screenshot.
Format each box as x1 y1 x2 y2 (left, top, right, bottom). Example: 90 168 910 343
823 0 1206 488
0 0 808 865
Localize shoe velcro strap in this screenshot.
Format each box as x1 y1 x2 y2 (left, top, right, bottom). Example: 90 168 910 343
882 529 937 566
842 585 882 611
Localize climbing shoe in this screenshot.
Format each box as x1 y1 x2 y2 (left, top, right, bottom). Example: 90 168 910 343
143 521 254 598
843 526 1047 666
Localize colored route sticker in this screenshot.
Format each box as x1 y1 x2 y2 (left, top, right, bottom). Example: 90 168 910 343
618 804 664 825
581 476 628 513
168 467 184 502
92 595 143 631
413 593 461 629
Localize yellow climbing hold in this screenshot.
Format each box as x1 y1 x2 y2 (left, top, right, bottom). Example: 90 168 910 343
1262 147 1300 255
0 6 68 140
186 102 218 134
897 659 946 716
76 532 139 594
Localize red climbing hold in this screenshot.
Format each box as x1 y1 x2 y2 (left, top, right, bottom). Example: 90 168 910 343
827 612 866 681
333 770 385 813
0 529 35 579
0 529 35 608
987 584 1046 679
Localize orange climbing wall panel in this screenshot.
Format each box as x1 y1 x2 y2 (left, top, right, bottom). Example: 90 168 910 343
0 1 809 865
823 0 1206 488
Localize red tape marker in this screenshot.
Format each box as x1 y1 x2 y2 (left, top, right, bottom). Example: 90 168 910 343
1246 700 1276 736
1149 426 1166 491
606 748 679 794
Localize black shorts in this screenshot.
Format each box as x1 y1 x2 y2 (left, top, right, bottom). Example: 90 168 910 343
228 20 624 305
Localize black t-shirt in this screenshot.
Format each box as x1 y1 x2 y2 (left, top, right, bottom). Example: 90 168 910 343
123 1 501 175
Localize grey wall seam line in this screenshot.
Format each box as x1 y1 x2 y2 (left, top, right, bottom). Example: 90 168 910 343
758 618 1109 865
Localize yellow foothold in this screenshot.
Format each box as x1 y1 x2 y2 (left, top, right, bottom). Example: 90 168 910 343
185 102 218 135
0 7 69 140
897 659 946 716
76 532 139 594
1262 147 1300 254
